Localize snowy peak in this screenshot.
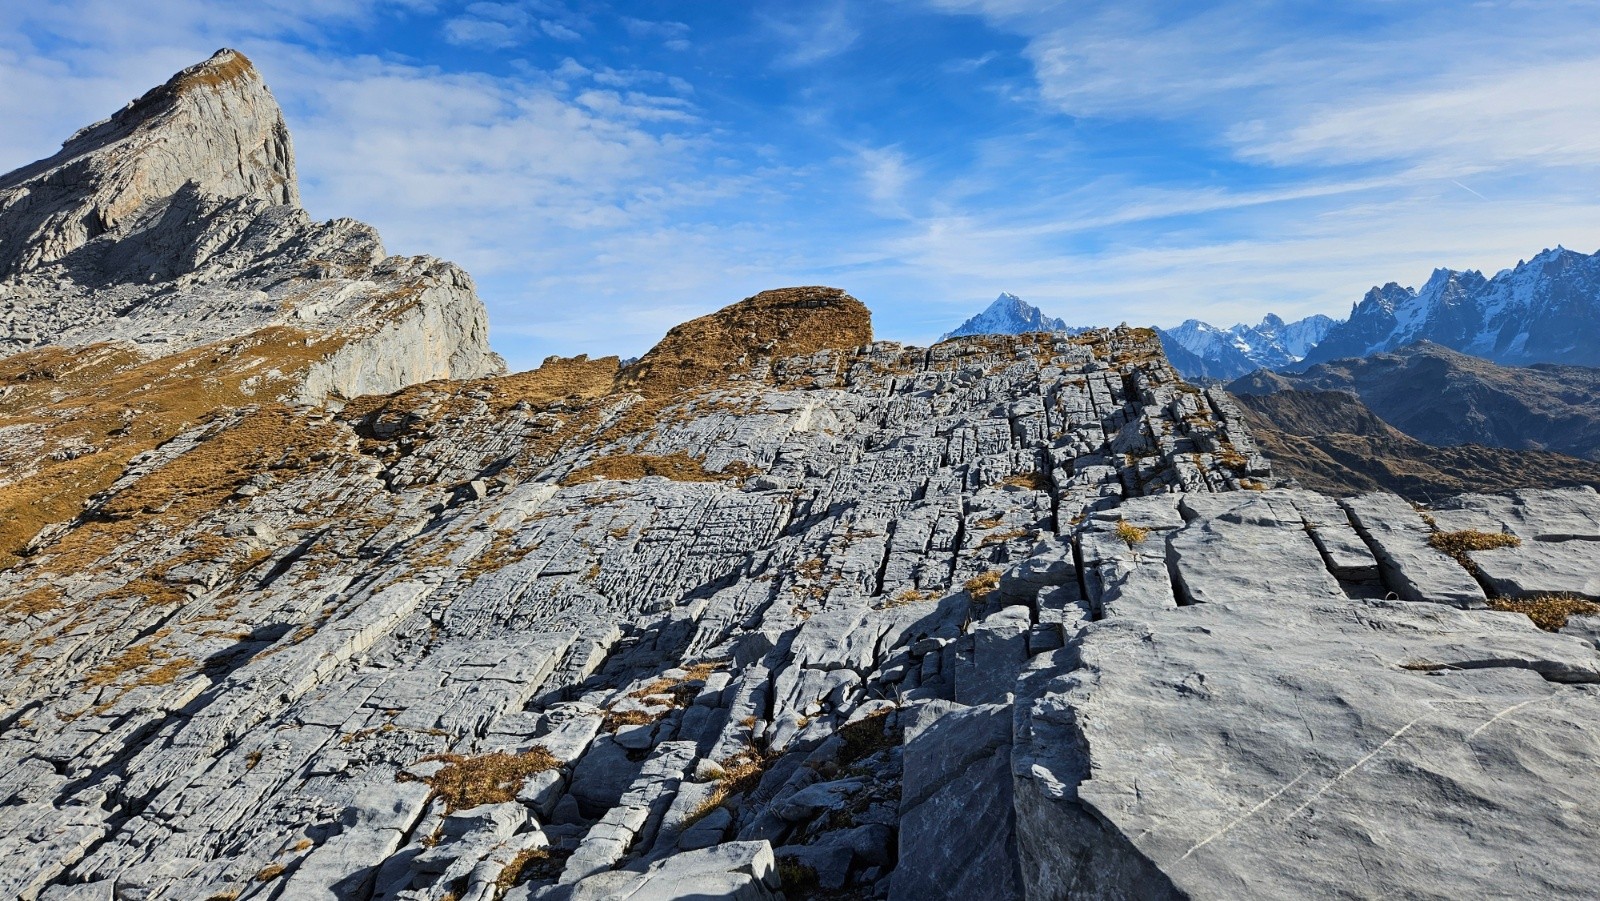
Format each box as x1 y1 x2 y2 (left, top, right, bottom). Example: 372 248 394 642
1156 312 1333 381
1300 246 1600 368
941 292 1070 340
0 49 298 276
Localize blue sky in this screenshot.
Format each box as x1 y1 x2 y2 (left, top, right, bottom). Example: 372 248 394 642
4 1 1600 370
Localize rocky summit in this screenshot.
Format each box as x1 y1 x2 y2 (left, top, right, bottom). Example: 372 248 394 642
5 53 1600 901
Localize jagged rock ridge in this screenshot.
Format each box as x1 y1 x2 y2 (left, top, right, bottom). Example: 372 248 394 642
1301 246 1600 368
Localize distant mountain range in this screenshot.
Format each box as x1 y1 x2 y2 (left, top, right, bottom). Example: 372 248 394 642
1300 247 1600 369
942 245 1600 380
1157 314 1336 380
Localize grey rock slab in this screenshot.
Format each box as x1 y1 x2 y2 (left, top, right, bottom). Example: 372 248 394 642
1473 541 1600 601
1012 596 1600 900
956 605 1030 705
526 840 780 901
1342 492 1487 607
1168 496 1345 606
1433 487 1600 542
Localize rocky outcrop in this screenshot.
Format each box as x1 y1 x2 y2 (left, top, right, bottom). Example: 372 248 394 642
0 51 501 565
0 48 501 382
0 314 1281 899
0 50 296 277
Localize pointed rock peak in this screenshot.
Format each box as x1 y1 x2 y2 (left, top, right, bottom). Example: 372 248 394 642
941 292 1067 340
619 286 872 399
0 48 298 276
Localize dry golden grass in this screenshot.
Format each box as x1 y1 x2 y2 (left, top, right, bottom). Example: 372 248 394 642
0 328 345 568
1114 520 1150 547
403 748 560 813
1488 595 1600 632
176 49 257 93
684 745 772 827
496 846 566 892
979 528 1031 548
616 287 872 402
1429 529 1521 571
1001 471 1051 491
255 863 285 882
965 571 1001 601
880 588 940 609
602 662 722 731
1216 444 1248 471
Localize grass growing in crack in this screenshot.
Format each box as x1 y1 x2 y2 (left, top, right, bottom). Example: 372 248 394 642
1428 529 1520 568
964 571 1000 602
600 661 722 732
1488 595 1600 632
1000 471 1051 491
682 745 772 829
1114 520 1149 548
400 748 559 812
879 588 940 610
496 846 569 892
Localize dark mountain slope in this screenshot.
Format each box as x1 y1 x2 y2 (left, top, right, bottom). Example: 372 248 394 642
1231 342 1600 461
1235 389 1600 500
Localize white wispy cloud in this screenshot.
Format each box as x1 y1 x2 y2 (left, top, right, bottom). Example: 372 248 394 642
762 2 861 68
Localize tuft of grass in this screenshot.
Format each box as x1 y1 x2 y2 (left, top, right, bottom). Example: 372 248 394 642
979 528 1030 548
880 588 939 609
255 863 285 883
1429 529 1520 571
1001 471 1051 491
964 571 1001 602
400 748 560 813
1488 595 1600 632
496 846 567 892
1114 520 1149 548
687 745 771 824
777 857 820 891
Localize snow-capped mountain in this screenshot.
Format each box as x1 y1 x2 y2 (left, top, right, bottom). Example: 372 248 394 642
1300 246 1600 368
1156 313 1335 381
941 293 1070 340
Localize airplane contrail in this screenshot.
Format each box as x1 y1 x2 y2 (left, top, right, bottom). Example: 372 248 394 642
1452 180 1490 201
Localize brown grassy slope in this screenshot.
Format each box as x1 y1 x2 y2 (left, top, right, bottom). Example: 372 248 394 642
1235 390 1600 501
0 328 347 567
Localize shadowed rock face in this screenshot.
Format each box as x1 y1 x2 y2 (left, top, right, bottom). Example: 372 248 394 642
6 48 1600 901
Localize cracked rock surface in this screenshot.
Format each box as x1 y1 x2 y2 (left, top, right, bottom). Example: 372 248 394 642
4 49 1600 901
